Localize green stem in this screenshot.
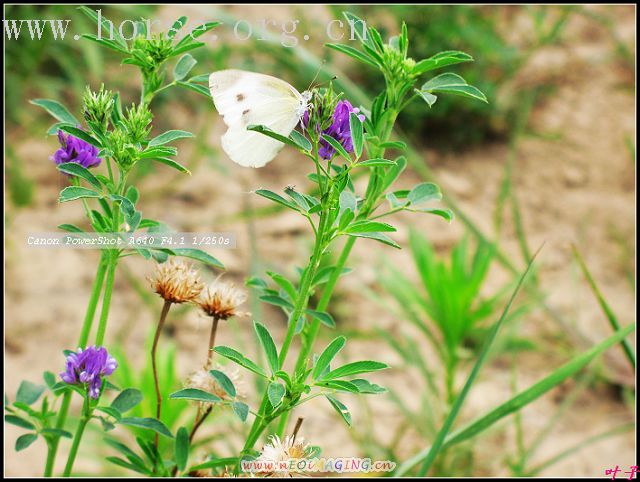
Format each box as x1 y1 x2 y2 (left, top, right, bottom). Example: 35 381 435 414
152 299 172 448
44 254 108 477
94 251 119 346
62 395 91 477
241 204 331 455
276 109 399 437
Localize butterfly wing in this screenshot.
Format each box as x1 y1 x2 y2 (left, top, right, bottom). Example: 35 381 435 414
209 70 303 168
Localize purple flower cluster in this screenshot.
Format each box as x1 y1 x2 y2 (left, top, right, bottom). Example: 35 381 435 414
60 346 117 399
51 130 101 168
305 100 365 160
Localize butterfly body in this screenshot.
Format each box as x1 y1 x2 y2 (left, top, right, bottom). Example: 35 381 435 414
209 70 311 167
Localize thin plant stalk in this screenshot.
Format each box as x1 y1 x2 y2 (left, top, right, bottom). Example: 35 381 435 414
572 244 636 369
62 393 91 477
44 253 108 477
152 299 172 448
188 315 222 445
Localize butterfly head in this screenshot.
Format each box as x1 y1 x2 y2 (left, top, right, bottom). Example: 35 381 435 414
296 90 313 119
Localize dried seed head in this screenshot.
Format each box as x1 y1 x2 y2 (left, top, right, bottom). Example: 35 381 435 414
197 279 248 320
149 260 203 304
256 435 311 477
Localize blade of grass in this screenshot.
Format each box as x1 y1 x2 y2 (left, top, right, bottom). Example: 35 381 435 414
414 244 543 476
571 244 636 369
397 321 635 476
523 373 592 464
525 422 634 476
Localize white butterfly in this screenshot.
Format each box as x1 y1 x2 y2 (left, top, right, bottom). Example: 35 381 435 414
209 69 312 168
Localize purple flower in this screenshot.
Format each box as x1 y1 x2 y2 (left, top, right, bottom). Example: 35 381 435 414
305 100 365 160
60 346 117 399
51 130 101 168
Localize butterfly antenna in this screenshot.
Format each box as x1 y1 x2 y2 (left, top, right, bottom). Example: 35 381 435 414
306 60 327 91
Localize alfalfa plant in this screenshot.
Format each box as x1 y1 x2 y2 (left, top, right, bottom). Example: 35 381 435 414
5 8 223 476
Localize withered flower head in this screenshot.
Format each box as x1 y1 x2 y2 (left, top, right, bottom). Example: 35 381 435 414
197 279 248 320
149 260 203 304
256 435 311 477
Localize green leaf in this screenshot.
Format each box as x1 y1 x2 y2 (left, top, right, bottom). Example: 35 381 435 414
57 223 84 234
16 381 45 406
148 130 194 147
106 456 149 475
289 130 312 151
305 309 336 329
248 125 301 150
326 43 379 68
167 16 188 38
103 438 148 473
175 427 190 472
345 231 400 249
321 361 388 381
412 207 454 222
77 6 128 51
111 388 143 413
260 294 294 311
256 189 299 211
57 162 102 190
59 125 102 148
145 156 191 175
189 457 240 471
232 401 249 422
177 81 212 99
119 417 173 438
357 158 396 167
421 73 487 103
321 134 351 161
325 395 351 426
312 336 346 380
43 372 57 390
344 220 396 234
350 379 387 394
413 51 474 75
213 347 267 378
40 428 73 439
408 182 442 205
349 112 364 158
418 87 439 108
80 33 129 54
169 388 221 404
266 271 297 302
15 433 38 452
173 54 197 81
30 99 79 125
316 380 360 393
254 321 279 374
95 406 122 422
208 370 236 398
267 381 286 408
5 415 35 430
171 248 224 269
59 186 101 203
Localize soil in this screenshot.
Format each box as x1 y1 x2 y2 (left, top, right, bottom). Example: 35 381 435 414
4 4 636 478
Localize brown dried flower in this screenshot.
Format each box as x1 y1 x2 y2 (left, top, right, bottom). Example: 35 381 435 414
197 279 248 320
149 260 203 304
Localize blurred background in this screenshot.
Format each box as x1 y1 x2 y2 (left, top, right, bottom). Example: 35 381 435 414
4 4 636 477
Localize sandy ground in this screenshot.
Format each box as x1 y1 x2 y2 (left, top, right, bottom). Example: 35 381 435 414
4 4 636 477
